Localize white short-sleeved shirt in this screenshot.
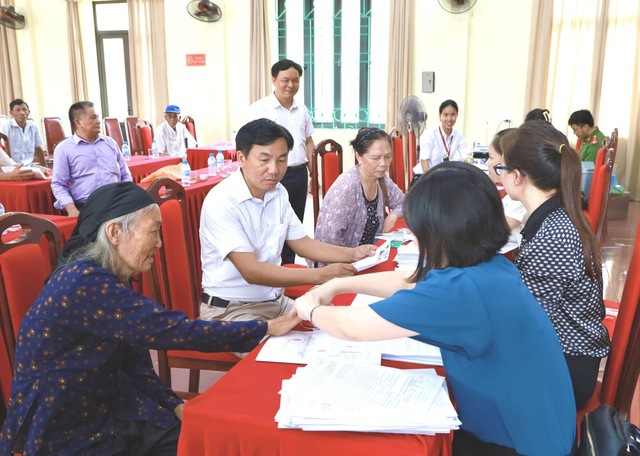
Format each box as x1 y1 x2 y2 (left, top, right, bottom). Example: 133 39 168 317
247 93 314 167
413 126 467 175
0 119 44 165
199 169 307 301
500 194 529 253
154 121 197 158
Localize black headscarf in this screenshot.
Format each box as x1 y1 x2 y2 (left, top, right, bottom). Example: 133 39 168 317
60 182 156 261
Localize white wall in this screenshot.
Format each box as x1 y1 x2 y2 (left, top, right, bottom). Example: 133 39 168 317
9 0 534 159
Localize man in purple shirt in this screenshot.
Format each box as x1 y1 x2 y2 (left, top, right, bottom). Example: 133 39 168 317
52 101 131 217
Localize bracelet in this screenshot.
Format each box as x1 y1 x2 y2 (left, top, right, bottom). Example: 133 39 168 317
309 305 322 325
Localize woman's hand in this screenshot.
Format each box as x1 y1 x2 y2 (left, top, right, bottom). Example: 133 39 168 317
352 244 377 261
174 403 184 421
266 314 301 336
382 209 399 233
294 293 322 321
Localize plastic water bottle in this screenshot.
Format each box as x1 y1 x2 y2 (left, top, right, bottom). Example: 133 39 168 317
151 139 159 158
207 152 217 177
180 158 191 187
122 141 131 161
216 149 224 173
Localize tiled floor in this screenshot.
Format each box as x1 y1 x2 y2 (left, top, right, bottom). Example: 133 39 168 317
155 198 640 421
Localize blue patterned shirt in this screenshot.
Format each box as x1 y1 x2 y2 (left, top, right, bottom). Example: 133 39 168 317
0 261 267 454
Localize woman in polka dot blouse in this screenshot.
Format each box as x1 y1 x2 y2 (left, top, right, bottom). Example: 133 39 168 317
499 121 610 409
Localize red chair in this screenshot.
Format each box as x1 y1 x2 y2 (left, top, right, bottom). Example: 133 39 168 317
583 148 614 233
182 116 197 141
0 323 10 426
136 120 154 156
0 132 9 157
0 213 60 372
43 117 66 156
125 116 141 154
389 129 405 192
311 139 343 227
146 178 239 399
578 218 640 425
104 117 124 149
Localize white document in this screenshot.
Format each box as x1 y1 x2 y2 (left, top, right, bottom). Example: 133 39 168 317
1 165 51 180
351 240 391 271
275 359 459 434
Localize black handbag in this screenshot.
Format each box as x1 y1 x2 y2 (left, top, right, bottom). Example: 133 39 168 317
576 404 640 455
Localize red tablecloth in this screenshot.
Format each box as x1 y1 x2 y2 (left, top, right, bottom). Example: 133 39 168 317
0 179 56 214
127 155 181 183
177 246 453 456
138 162 239 292
187 144 237 171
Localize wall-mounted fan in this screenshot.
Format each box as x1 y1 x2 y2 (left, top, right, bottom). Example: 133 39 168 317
187 1 222 23
0 5 26 30
438 0 478 14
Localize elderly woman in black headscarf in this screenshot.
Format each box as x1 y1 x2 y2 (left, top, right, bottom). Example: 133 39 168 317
0 182 300 455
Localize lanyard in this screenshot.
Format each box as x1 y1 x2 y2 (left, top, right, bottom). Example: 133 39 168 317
438 126 451 158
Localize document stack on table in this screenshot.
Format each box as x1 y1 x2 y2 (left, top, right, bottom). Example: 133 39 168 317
275 358 460 434
395 242 420 270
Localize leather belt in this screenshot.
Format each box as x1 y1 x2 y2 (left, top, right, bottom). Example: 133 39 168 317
287 164 308 173
202 293 230 308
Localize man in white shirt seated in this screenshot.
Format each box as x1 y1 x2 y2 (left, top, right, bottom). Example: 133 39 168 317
199 118 376 323
155 104 197 157
0 99 47 167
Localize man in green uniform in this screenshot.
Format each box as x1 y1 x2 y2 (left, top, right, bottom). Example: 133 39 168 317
568 109 605 162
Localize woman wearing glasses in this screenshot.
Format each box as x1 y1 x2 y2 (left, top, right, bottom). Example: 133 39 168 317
314 127 404 251
411 99 468 185
486 128 528 253
499 121 610 408
294 162 576 455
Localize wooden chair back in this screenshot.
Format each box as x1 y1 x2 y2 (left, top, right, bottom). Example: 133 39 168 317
136 121 154 156
389 129 405 192
601 218 640 418
182 116 197 141
595 148 615 244
104 117 124 149
0 213 60 371
43 117 66 155
125 116 141 153
146 178 239 397
311 139 343 227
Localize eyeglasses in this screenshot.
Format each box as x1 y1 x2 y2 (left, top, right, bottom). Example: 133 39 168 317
492 164 511 176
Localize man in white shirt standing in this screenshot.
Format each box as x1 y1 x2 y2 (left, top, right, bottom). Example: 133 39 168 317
1 98 47 166
247 59 315 264
155 104 197 158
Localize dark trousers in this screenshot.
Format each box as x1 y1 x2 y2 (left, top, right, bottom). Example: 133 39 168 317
565 353 601 408
112 418 181 456
280 167 308 265
452 429 517 456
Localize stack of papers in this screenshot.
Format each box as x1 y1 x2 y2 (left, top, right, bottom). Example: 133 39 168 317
257 330 443 366
395 242 420 270
275 359 460 434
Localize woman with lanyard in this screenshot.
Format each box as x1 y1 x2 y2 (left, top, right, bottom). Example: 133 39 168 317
411 99 468 186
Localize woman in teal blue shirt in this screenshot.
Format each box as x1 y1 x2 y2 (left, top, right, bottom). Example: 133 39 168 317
293 162 576 455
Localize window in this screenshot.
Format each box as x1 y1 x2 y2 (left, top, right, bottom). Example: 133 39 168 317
276 0 389 129
93 1 132 120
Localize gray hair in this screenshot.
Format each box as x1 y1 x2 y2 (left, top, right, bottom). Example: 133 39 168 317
63 204 158 275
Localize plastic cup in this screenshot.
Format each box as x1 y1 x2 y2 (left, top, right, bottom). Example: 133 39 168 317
189 170 198 183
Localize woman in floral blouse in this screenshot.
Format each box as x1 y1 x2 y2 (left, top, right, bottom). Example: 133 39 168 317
314 128 404 252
